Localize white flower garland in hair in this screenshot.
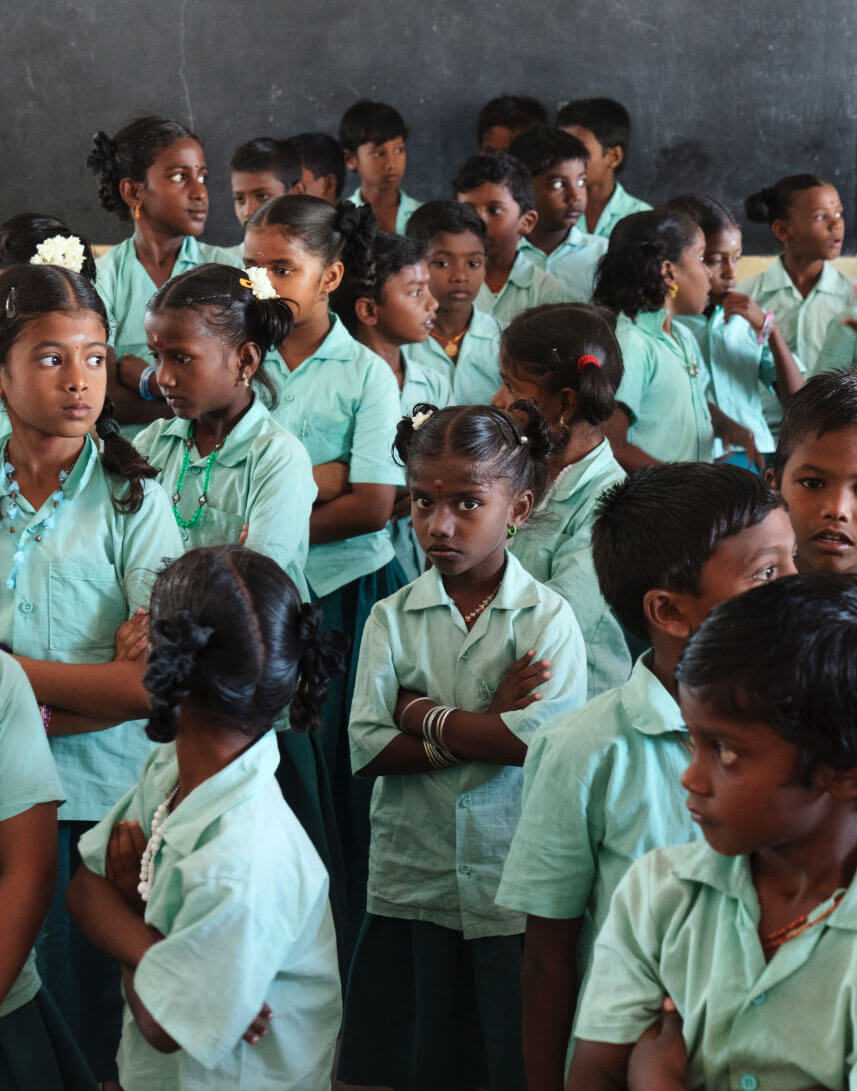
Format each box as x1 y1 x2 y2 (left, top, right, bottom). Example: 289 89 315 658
412 409 434 431
30 235 86 274
240 267 278 301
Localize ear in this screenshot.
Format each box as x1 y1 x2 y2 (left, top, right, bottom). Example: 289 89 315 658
323 175 339 203
119 176 143 217
816 763 857 802
764 466 779 489
643 588 694 641
660 258 676 289
321 259 344 295
559 387 578 423
343 149 358 172
510 488 535 529
771 218 790 246
519 208 539 236
289 179 305 195
354 296 378 327
237 341 262 378
606 144 624 171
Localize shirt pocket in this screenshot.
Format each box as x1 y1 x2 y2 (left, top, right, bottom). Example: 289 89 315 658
301 412 353 466
48 560 127 656
178 507 245 549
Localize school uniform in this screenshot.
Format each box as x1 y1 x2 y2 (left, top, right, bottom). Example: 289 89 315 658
518 225 607 302
346 185 422 235
78 730 342 1091
475 251 566 328
402 306 503 405
339 551 587 1091
812 304 857 376
615 309 714 462
590 180 652 239
575 839 857 1090
508 439 630 696
0 652 95 1090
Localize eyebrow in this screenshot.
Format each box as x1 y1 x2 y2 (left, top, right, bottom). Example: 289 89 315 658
430 249 484 257
412 480 491 493
33 340 105 350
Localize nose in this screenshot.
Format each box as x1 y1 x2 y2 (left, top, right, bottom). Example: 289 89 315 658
189 174 208 203
492 385 511 410
425 290 438 315
65 357 89 392
821 487 851 522
680 747 709 796
154 360 175 389
428 503 455 539
723 257 738 280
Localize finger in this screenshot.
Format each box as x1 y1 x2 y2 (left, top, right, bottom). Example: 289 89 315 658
842 318 857 332
239 524 249 546
127 821 148 858
511 693 541 710
662 996 677 1013
513 649 537 670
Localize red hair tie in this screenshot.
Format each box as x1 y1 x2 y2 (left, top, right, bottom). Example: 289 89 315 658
577 354 601 372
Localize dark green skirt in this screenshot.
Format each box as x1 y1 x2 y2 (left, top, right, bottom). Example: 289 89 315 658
337 914 526 1091
0 989 96 1091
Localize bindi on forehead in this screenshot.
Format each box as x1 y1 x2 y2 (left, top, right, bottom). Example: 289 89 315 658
434 479 444 497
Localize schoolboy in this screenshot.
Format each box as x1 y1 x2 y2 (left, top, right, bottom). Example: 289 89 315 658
556 98 651 239
496 462 796 1091
230 137 302 230
339 99 421 235
509 124 607 302
283 132 345 204
453 152 566 327
569 573 857 1091
771 367 857 576
404 200 503 403
477 93 548 154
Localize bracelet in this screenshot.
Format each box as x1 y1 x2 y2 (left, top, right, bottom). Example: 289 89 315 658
421 704 460 767
399 695 432 731
139 365 157 400
423 738 460 770
39 704 53 733
757 312 775 346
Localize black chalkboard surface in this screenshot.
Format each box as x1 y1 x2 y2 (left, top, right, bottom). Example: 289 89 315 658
2 1 854 253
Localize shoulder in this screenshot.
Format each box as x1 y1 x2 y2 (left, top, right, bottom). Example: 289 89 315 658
469 307 503 340
529 684 631 767
195 241 244 269
133 418 174 460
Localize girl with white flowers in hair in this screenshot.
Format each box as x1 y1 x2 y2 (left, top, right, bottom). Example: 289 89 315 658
338 403 588 1091
0 213 97 282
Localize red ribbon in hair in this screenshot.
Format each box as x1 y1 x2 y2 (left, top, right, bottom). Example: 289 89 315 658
577 354 601 372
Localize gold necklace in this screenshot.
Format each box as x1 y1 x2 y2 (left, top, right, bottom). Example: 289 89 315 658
461 582 501 624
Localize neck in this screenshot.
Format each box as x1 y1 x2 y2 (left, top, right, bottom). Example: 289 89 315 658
485 245 518 291
193 394 253 456
752 813 857 902
431 303 473 338
276 305 333 370
659 304 674 336
133 223 184 269
6 427 85 485
782 252 825 298
173 708 258 804
356 328 404 386
548 422 602 476
584 176 615 232
648 636 684 699
440 550 507 600
359 182 400 207
526 223 570 256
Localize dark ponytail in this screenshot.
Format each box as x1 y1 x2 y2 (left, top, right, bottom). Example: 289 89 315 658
0 213 97 282
663 193 738 239
96 395 158 514
744 174 827 225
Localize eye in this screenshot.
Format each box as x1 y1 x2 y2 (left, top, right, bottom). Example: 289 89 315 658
149 350 162 364
797 476 824 489
85 352 105 369
468 258 484 269
414 496 432 509
38 353 62 367
272 266 290 277
754 563 778 582
431 259 449 269
459 498 480 511
169 171 186 183
712 739 738 767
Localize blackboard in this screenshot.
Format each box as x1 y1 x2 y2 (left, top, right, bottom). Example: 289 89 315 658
3 0 855 254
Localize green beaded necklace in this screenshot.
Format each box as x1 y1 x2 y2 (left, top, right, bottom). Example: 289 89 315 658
171 424 217 530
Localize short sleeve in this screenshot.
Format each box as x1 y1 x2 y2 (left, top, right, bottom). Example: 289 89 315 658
812 308 857 378
349 357 405 486
347 608 401 772
95 252 119 347
116 478 184 612
0 654 63 821
613 330 652 425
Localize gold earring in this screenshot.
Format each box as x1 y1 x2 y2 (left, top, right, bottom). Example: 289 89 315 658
134 204 141 220
668 283 678 297
238 372 250 387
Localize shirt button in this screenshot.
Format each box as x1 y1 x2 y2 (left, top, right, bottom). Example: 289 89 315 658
285 393 295 402
750 992 766 1006
18 602 34 614
458 864 470 875
740 1075 758 1091
190 466 202 476
459 795 470 808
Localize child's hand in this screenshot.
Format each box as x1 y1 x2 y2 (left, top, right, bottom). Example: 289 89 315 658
715 421 765 473
488 650 551 713
242 1002 273 1044
627 997 688 1091
239 523 249 546
114 609 149 662
391 489 412 523
105 820 148 914
313 460 352 503
722 291 768 334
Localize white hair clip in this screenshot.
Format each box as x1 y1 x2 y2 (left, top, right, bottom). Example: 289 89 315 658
412 409 434 431
240 267 279 301
30 235 85 274
520 435 529 444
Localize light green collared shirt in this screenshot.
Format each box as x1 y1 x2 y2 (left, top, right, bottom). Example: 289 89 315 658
78 730 341 1090
812 303 857 376
402 306 503 405
262 316 403 597
0 653 64 1019
134 397 315 601
475 251 567 328
508 439 630 696
519 225 608 302
576 839 857 1091
615 309 714 462
346 185 422 236
0 435 182 820
590 180 652 240
349 551 588 939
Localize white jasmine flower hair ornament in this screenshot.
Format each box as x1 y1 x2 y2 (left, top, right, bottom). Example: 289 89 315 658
240 267 278 301
412 409 434 431
30 235 85 275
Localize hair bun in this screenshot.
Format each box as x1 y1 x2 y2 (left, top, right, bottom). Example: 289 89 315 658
87 130 118 174
334 201 378 248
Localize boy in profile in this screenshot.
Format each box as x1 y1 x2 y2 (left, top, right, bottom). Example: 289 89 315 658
230 137 302 233
283 132 345 204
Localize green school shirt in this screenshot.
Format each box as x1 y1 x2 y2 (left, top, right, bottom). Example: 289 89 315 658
590 180 652 240
0 435 183 820
346 185 422 235
348 551 588 939
678 307 777 455
262 316 403 597
508 439 630 696
402 306 503 405
474 251 567 328
519 225 608 302
0 653 64 1019
78 730 341 1090
575 839 857 1091
134 397 315 601
812 303 857 376
615 309 714 462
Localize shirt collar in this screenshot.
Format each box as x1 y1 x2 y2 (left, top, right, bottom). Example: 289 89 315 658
622 308 671 340
620 650 686 737
546 439 620 503
0 432 99 504
757 256 846 300
402 550 541 614
157 397 270 468
508 251 536 288
265 313 355 377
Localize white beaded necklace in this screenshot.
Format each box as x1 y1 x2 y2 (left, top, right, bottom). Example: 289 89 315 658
137 782 180 903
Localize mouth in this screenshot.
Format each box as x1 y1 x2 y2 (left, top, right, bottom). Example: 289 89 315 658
61 403 91 419
187 209 207 222
427 546 461 557
811 529 854 551
830 237 844 250
423 319 435 332
447 290 472 300
686 802 710 825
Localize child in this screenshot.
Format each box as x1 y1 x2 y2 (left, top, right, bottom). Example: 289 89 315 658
771 367 857 576
454 152 566 327
0 264 182 1081
739 173 854 374
667 194 803 463
496 463 796 1091
569 572 857 1091
87 116 241 428
556 97 651 239
0 651 95 1090
338 404 588 1091
339 99 421 234
477 93 548 154
67 545 345 1091
229 136 302 238
0 212 97 280
283 132 345 203
493 302 630 696
404 199 504 404
594 209 759 469
509 124 608 302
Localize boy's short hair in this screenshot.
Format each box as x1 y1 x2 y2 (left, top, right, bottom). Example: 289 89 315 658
592 463 786 640
508 124 589 177
773 368 857 481
556 97 632 157
229 137 301 191
339 99 407 152
452 153 534 215
676 572 857 783
283 132 345 198
405 200 487 247
477 94 548 144
331 231 427 334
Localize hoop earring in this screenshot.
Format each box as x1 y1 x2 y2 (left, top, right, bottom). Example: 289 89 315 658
507 524 517 538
